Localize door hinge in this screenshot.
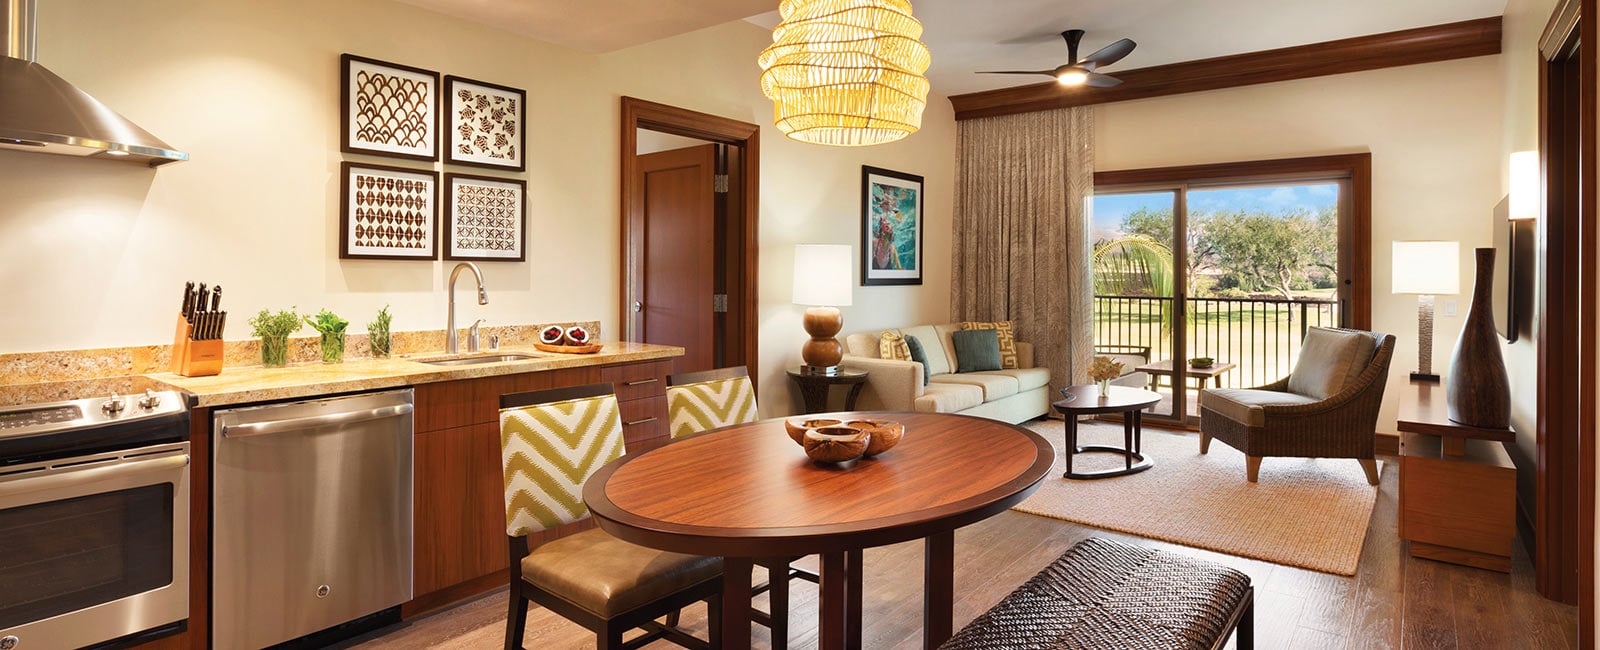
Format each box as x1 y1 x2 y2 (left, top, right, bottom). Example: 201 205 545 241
713 174 729 194
713 294 728 313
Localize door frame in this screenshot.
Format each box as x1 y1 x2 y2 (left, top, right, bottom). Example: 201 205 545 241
1094 153 1373 426
1535 0 1596 617
621 97 760 379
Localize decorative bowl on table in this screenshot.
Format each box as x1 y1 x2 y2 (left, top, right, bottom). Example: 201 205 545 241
803 426 869 466
1189 357 1215 369
845 419 905 456
784 417 843 444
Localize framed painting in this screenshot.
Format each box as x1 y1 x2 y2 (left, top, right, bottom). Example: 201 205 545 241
444 173 527 262
860 166 924 286
444 75 526 171
340 54 439 162
339 162 439 260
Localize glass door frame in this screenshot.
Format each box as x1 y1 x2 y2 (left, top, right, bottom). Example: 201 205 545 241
1094 154 1373 427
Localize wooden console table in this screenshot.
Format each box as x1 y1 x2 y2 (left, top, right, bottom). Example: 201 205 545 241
1396 380 1516 572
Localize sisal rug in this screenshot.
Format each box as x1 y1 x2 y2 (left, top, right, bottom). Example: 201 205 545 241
1011 420 1380 575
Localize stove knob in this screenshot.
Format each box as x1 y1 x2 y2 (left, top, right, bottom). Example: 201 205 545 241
102 394 126 415
138 389 162 410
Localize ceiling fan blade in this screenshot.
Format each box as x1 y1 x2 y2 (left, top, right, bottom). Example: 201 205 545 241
977 70 1059 76
1082 38 1137 68
1084 72 1124 88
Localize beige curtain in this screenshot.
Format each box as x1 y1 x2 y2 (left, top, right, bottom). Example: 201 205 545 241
952 107 1095 392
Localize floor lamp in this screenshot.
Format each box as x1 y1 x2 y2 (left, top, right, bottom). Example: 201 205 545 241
1392 241 1460 382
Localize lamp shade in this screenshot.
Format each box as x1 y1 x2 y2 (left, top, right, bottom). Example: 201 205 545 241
793 244 854 306
757 0 931 147
1392 241 1460 295
1509 150 1539 220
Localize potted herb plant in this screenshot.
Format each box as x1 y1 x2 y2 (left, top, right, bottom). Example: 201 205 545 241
305 309 350 364
368 305 393 358
249 308 300 368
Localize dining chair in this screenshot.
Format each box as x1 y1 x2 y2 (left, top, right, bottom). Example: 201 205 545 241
666 366 817 649
499 383 722 650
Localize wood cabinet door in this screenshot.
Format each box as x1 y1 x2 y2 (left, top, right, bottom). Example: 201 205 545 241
413 422 507 595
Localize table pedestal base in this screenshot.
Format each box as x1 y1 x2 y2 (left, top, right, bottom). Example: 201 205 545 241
1065 445 1153 480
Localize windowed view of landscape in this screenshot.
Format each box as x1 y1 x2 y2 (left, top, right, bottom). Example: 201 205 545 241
1092 183 1344 419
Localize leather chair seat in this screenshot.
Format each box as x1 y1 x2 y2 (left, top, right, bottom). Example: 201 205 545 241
521 527 722 618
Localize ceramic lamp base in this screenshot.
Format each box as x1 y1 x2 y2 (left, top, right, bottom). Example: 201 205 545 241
801 306 843 370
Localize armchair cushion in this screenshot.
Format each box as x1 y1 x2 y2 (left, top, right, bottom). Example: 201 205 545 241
1287 327 1377 399
1199 388 1320 427
930 372 1019 401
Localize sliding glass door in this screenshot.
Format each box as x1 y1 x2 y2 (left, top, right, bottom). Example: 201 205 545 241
1092 157 1367 426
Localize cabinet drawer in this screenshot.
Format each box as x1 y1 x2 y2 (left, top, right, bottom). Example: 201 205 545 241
602 361 671 402
620 395 668 451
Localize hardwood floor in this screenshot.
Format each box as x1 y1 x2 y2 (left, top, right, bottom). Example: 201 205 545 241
341 431 1577 650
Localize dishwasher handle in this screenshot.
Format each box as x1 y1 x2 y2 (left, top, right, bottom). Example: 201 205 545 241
221 402 414 439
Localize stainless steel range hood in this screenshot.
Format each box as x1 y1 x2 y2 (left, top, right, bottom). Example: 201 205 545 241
0 0 186 166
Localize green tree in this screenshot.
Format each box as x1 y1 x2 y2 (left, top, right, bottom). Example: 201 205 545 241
1202 206 1336 300
1117 207 1219 284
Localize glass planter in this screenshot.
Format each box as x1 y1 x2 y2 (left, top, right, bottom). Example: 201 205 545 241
1097 379 1112 398
320 331 346 364
261 334 290 368
369 330 391 358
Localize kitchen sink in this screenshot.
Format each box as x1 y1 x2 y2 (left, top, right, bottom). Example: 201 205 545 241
417 353 543 366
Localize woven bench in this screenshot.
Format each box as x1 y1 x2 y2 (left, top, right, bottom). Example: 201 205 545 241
940 537 1254 650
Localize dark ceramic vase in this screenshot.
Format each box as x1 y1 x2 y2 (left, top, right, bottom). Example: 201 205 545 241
1446 248 1511 428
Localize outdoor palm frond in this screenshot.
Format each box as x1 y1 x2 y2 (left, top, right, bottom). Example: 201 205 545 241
1093 234 1174 298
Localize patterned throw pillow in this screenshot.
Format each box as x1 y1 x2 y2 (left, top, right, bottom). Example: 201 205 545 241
666 376 759 440
499 394 624 536
963 321 1019 369
879 330 912 361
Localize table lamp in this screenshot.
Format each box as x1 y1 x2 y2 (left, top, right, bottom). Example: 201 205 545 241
793 244 854 375
1392 241 1460 382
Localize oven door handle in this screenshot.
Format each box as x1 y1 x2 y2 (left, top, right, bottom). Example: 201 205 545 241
221 403 414 439
0 452 188 498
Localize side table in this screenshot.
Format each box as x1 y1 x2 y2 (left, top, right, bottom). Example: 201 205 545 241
1052 385 1161 480
1396 379 1516 572
787 367 868 414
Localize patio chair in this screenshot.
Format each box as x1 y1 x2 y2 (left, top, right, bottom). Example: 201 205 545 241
1198 327 1395 485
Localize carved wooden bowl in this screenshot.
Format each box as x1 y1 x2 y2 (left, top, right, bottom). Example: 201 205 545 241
802 427 869 465
785 417 844 444
846 419 905 457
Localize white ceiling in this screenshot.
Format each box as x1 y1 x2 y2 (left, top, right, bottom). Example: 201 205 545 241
397 0 1507 95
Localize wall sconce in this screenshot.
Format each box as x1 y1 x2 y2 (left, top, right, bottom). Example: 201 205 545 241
1509 150 1538 221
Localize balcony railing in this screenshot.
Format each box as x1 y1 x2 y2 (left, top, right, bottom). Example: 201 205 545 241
1093 294 1341 389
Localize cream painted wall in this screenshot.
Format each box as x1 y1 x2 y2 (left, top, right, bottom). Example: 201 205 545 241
1094 56 1506 433
0 0 955 417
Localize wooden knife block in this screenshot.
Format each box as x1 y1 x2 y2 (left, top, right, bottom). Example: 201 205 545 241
171 316 224 377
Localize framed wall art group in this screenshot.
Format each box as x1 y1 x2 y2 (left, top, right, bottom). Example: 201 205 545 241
337 54 527 262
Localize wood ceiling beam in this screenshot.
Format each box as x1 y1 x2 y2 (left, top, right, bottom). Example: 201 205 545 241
949 17 1503 121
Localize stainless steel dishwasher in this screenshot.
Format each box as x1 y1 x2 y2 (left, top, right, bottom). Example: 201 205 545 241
212 389 414 650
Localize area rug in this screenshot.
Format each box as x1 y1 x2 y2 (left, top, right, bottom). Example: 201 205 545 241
1011 420 1380 575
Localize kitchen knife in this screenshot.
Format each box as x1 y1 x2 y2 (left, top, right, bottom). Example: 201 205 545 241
197 284 209 314
180 281 193 317
182 285 194 321
211 285 222 312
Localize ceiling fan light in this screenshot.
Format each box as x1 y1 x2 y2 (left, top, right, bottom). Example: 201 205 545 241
758 0 932 147
1056 69 1089 86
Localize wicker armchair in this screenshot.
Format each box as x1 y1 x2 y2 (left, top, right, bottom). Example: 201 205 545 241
1198 328 1395 485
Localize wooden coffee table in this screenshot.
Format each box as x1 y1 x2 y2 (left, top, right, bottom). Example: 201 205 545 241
584 411 1054 650
1053 385 1161 480
1136 359 1237 390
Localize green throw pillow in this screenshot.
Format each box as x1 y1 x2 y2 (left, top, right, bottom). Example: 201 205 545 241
952 329 1002 373
904 335 931 385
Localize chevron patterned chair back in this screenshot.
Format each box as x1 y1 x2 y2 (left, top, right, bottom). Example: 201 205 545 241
666 366 759 440
497 383 722 650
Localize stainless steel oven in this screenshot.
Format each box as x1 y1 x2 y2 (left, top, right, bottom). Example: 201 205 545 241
0 389 190 650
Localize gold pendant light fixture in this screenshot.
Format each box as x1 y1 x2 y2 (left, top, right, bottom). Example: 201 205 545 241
758 0 932 147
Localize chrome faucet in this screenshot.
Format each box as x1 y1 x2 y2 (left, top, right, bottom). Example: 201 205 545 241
446 262 488 354
467 319 485 353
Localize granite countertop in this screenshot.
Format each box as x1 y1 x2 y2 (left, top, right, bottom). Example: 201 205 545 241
150 341 683 408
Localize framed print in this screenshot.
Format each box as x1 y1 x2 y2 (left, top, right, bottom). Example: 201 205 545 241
444 173 526 261
340 162 439 260
861 166 924 286
444 75 526 171
340 54 439 162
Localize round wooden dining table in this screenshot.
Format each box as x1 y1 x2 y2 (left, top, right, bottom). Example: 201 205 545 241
584 411 1054 650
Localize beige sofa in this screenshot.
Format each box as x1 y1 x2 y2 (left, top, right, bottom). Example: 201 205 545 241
842 324 1051 424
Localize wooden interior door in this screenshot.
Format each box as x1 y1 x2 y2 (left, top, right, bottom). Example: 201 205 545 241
631 144 717 373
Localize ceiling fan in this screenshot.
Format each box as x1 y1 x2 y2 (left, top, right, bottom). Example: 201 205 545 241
979 29 1137 87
